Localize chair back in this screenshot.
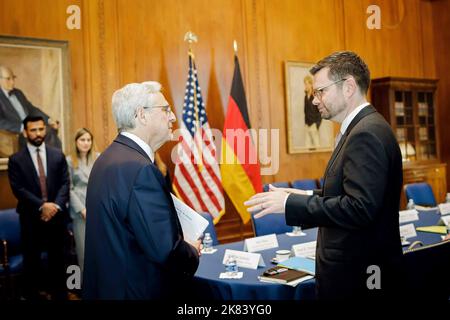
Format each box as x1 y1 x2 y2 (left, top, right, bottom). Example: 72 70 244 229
199 212 219 246
251 213 291 237
263 182 290 192
404 182 437 206
292 179 317 190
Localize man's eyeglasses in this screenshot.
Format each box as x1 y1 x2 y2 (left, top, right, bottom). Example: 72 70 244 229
143 105 172 115
313 78 347 100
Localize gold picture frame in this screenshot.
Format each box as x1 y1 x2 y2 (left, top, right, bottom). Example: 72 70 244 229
284 61 334 154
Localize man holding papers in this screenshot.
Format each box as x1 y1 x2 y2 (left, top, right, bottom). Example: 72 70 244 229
246 52 403 299
83 81 201 299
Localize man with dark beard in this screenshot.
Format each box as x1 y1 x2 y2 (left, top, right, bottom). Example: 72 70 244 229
8 115 70 300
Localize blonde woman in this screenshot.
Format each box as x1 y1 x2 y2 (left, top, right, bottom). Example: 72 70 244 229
66 128 99 273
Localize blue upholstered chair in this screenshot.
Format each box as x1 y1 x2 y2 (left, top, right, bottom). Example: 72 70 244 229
199 212 219 246
251 212 291 237
404 182 437 207
291 179 317 190
263 182 290 192
0 209 23 299
319 177 324 189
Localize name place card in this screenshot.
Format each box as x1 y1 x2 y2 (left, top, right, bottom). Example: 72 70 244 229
243 233 279 253
438 203 450 216
439 215 450 227
223 249 265 270
292 241 317 259
399 209 419 224
400 223 417 239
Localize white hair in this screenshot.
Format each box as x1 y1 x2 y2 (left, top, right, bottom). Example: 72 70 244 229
112 81 162 131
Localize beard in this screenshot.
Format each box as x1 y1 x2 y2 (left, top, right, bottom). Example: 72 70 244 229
28 136 45 147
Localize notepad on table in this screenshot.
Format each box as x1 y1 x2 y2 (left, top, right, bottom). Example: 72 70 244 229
278 256 315 275
258 266 313 285
416 225 448 235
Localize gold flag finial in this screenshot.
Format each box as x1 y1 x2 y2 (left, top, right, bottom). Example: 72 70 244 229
184 31 198 44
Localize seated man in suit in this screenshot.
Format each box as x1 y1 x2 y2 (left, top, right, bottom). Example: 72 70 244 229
8 115 70 300
83 81 201 300
0 65 62 150
246 51 403 299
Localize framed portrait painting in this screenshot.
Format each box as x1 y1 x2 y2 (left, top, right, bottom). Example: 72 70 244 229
284 61 334 154
0 35 72 170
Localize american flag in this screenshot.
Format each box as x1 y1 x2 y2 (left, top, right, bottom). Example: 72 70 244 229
172 52 225 222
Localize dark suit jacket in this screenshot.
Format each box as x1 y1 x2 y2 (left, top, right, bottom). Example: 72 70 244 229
0 88 50 133
286 105 403 299
0 88 62 150
8 145 70 217
83 134 199 300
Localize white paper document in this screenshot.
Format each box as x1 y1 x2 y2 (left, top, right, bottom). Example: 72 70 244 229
399 209 419 224
171 193 209 243
219 272 244 279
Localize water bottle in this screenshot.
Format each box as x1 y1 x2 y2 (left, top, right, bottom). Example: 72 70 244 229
406 199 415 210
292 226 302 235
225 255 238 276
446 193 450 203
202 233 213 253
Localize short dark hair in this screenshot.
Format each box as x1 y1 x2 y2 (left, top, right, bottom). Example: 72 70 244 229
310 51 371 94
23 115 45 130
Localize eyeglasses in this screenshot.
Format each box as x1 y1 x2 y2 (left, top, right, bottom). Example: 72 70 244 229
143 105 172 115
313 78 347 100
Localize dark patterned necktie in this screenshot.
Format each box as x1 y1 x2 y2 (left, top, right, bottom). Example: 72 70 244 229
36 148 48 201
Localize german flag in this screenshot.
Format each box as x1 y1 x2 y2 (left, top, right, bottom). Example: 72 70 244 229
221 55 262 224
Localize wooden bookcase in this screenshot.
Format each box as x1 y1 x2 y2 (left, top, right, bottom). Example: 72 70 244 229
371 77 447 208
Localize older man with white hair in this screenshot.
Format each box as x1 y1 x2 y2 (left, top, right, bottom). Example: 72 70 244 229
83 81 201 300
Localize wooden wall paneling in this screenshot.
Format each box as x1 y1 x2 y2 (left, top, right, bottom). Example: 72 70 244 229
262 0 345 184
343 0 434 79
0 171 17 210
82 0 120 151
432 0 450 189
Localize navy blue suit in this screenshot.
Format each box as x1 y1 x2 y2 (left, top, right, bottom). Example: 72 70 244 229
83 134 199 299
8 145 70 299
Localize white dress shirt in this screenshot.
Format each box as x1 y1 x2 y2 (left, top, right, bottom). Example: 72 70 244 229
339 102 370 137
120 132 155 163
27 142 47 177
283 102 371 210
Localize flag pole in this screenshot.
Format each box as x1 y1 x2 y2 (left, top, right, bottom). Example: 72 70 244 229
184 31 203 171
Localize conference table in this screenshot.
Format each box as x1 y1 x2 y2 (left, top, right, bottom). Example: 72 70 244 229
192 209 446 300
